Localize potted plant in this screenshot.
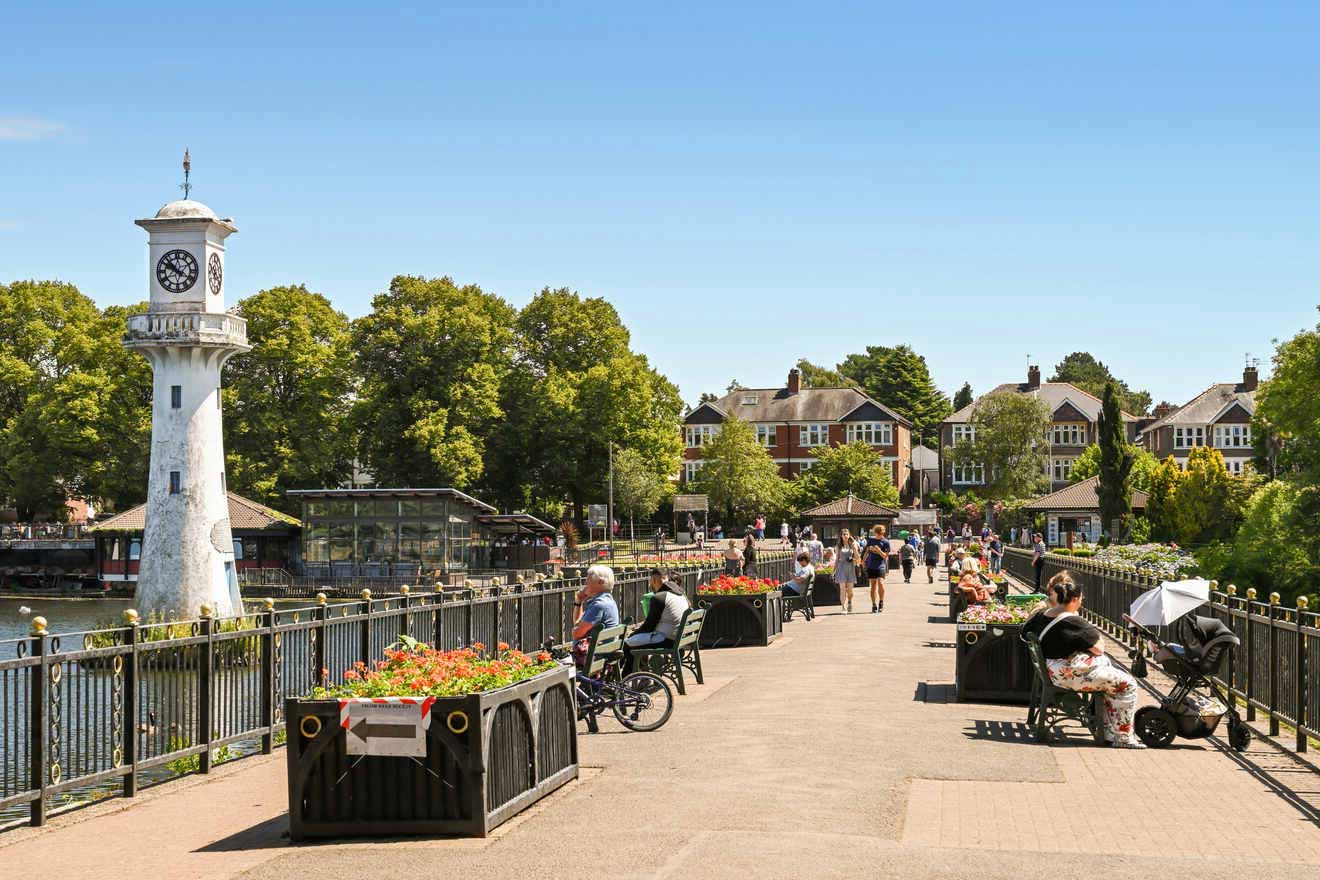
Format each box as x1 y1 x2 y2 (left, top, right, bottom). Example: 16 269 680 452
694 575 784 647
954 601 1044 704
286 638 576 839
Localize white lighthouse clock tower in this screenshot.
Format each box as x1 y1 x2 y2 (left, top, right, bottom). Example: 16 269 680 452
125 154 251 620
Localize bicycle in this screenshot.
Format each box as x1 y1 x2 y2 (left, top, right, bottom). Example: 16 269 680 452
547 642 674 733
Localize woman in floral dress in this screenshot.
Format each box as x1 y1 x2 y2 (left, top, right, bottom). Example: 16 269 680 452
1037 573 1145 748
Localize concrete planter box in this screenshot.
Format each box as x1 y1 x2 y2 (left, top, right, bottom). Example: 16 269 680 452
954 622 1033 704
694 591 784 647
285 664 577 840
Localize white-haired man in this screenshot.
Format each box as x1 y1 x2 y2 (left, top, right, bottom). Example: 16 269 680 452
571 564 621 666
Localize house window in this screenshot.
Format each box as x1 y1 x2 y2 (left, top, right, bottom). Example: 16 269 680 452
740 394 760 405
169 471 181 495
952 464 984 485
1214 424 1251 448
685 425 719 448
683 461 703 482
952 425 976 444
1052 458 1076 482
1173 426 1205 448
1050 423 1084 446
799 423 829 447
755 424 776 447
799 460 815 472
1225 459 1249 476
846 422 892 446
170 385 182 409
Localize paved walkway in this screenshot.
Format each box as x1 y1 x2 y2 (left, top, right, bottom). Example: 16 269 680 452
5 563 1320 879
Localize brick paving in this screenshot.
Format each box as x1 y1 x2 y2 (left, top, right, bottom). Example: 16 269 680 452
3 556 1319 878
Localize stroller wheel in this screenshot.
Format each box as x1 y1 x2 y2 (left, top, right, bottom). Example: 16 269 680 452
1228 720 1251 752
1134 706 1177 748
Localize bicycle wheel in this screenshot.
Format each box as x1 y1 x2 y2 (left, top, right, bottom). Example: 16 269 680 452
611 671 674 732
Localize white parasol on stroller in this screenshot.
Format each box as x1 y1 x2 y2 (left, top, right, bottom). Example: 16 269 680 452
1128 578 1211 626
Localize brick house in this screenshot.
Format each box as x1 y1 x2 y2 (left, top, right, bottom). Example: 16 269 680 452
681 368 913 490
1137 366 1259 476
938 365 1139 494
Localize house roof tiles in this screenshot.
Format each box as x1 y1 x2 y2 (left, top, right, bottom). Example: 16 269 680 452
91 493 301 533
1023 476 1148 511
687 386 911 426
801 493 900 518
1138 383 1257 436
945 382 1137 424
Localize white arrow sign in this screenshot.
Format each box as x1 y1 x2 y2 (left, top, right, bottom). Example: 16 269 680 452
339 698 433 757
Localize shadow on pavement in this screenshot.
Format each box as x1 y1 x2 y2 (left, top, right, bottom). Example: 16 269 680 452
195 814 289 852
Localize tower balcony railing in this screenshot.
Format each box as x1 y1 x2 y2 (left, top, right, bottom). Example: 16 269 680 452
125 312 248 346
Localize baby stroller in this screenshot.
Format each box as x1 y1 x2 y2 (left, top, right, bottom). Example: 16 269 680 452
1123 612 1251 751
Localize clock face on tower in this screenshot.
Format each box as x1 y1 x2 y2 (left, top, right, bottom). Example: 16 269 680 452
156 249 199 293
208 253 222 295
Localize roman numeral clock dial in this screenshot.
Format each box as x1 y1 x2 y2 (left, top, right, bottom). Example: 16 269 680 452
155 248 198 293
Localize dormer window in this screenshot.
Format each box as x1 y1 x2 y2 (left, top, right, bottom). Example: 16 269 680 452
740 394 759 405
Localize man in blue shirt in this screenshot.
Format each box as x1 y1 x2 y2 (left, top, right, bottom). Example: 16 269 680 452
572 564 621 666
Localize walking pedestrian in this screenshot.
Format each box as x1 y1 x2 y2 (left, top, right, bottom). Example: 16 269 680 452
834 529 860 613
780 520 790 547
988 533 1004 574
1032 532 1047 591
755 515 765 541
899 537 915 583
723 538 743 575
863 525 891 613
742 533 758 577
923 528 941 583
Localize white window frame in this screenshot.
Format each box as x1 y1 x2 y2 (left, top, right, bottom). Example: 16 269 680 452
1050 422 1085 446
755 424 776 447
846 421 892 446
1224 458 1250 476
1051 457 1076 482
799 423 830 447
683 461 703 482
1213 424 1251 448
1173 426 1205 449
952 463 984 485
739 394 760 406
952 424 976 444
685 424 719 448
798 460 815 472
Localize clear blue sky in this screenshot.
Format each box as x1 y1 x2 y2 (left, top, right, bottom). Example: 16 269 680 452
3 2 1318 410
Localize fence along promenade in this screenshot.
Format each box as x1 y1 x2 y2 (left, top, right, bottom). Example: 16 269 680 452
0 553 791 829
1003 547 1317 755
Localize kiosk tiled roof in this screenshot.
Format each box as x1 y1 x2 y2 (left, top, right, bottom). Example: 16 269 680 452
1023 476 1148 511
91 492 300 532
801 493 900 518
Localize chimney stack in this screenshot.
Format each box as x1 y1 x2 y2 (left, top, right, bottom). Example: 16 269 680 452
1241 365 1259 392
787 368 802 394
1151 401 1177 421
1026 365 1041 390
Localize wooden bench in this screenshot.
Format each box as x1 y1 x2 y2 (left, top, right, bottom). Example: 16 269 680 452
579 623 628 732
628 607 706 695
1022 632 1104 744
782 578 814 622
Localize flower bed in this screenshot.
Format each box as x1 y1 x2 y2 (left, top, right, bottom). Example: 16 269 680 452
287 638 576 839
1092 543 1198 579
696 575 781 596
694 586 784 647
957 600 1043 626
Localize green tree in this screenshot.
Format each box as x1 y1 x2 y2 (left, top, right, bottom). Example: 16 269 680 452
1145 456 1184 540
948 391 1052 499
795 358 855 389
1167 447 1232 545
223 285 356 512
793 442 900 510
351 275 515 489
1096 381 1136 535
1049 351 1152 416
692 415 788 524
487 288 683 525
0 284 151 517
1071 443 1157 493
1254 312 1320 482
835 345 952 444
952 382 974 411
611 447 669 540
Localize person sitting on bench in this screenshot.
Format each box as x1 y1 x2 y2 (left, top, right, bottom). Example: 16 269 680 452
957 572 994 605
782 551 813 596
625 568 690 654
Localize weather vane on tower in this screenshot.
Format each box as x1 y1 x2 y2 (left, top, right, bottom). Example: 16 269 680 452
180 148 192 199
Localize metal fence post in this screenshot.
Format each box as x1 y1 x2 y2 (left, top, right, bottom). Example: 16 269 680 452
1297 596 1309 753
360 589 373 663
1224 586 1237 698
1268 592 1281 737
464 581 475 647
260 597 276 754
400 585 412 639
28 615 49 826
313 593 328 686
492 580 503 653
123 609 140 798
432 586 444 647
1245 588 1257 722
197 606 215 774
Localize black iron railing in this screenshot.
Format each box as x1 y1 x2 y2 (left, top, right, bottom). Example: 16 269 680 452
1003 547 1317 754
0 554 791 828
